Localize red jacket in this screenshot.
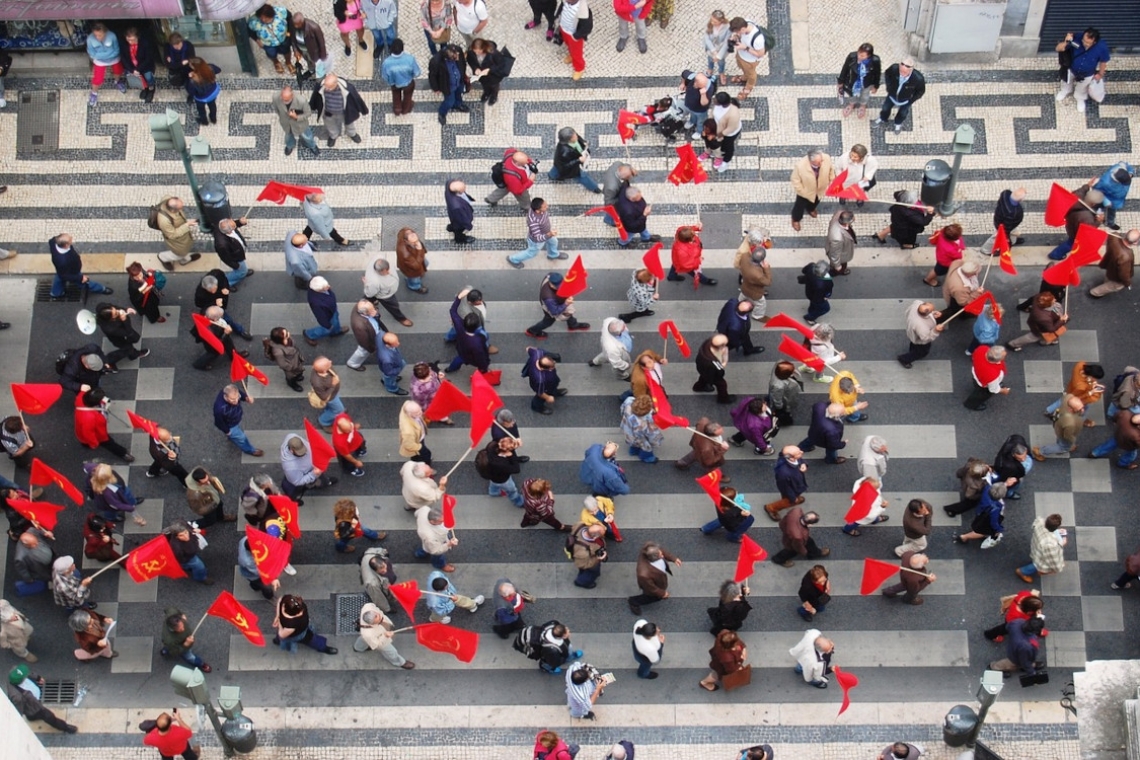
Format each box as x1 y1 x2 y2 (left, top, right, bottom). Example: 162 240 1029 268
332 412 366 457
671 232 704 274
971 346 1004 387
74 393 109 448
613 0 654 22
500 149 534 196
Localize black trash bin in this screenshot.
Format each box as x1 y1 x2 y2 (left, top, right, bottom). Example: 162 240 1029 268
199 180 232 230
222 716 258 753
921 159 951 209
943 704 978 748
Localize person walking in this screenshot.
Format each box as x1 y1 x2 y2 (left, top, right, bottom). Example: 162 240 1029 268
153 197 204 271
508 198 566 268
797 564 831 622
94 303 149 371
789 149 834 232
874 57 925 133
872 192 935 248
302 193 349 246
160 608 212 671
772 507 829 567
881 552 936 605
631 620 664 679
693 335 733 404
627 541 681 614
1089 409 1140 469
700 629 747 692
362 258 413 327
396 226 431 292
285 232 319 289
263 328 306 392
765 445 808 520
143 710 198 759
1016 514 1067 583
273 594 338 654
487 150 537 211
789 628 834 688
1032 395 1085 460
549 127 601 192
213 384 263 456
700 485 755 542
521 479 571 532
895 498 932 557
734 227 772 318
1111 545 1140 590
0 600 38 663
353 603 414 668
925 223 966 287
896 300 943 368
824 210 857 276
526 272 590 337
304 277 348 346
729 396 776 455
7 665 77 733
185 467 237 528
1089 228 1138 298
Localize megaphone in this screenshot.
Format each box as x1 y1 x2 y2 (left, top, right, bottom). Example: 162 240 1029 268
76 309 97 335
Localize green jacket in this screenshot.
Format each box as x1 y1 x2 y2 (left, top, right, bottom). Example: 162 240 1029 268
161 606 192 656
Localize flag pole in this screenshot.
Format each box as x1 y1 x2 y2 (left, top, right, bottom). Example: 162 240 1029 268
87 552 131 580
980 251 996 290
684 426 724 443
1064 284 1070 315
442 446 475 481
899 566 933 579
938 307 971 327
190 611 210 638
492 420 519 441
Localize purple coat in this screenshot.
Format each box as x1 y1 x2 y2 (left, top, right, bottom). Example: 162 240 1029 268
729 396 774 449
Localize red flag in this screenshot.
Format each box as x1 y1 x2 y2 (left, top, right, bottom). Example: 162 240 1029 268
836 183 868 201
414 622 480 663
1070 223 1108 268
668 143 708 186
832 665 860 716
424 380 471 422
267 495 302 539
207 590 266 647
860 557 901 595
962 292 1001 324
7 499 66 532
230 352 270 386
642 242 665 280
733 535 769 583
481 369 502 386
695 468 723 504
126 409 160 437
764 312 815 339
255 179 322 204
993 224 1017 275
1042 260 1082 288
30 458 84 505
584 206 627 239
244 525 292 583
616 109 649 143
657 320 692 358
125 535 188 583
777 334 825 372
302 419 336 472
390 580 421 619
824 169 849 198
191 313 226 354
442 493 457 529
843 480 880 524
470 370 503 448
1044 183 1079 227
999 250 1017 276
555 256 589 298
644 373 689 430
10 384 63 415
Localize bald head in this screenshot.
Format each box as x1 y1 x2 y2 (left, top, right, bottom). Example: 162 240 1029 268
313 356 332 373
826 402 847 419
322 74 339 91
1011 187 1027 202
280 86 294 101
908 553 929 569
291 232 309 247
382 332 399 348
335 417 354 433
448 179 466 194
511 151 530 166
782 444 803 460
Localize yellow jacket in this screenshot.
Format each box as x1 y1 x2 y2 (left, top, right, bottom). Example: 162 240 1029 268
829 370 862 415
580 495 615 527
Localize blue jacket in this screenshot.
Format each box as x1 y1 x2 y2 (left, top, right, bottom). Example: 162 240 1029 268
1094 161 1134 210
308 289 339 329
49 237 84 283
86 30 121 65
805 401 844 450
377 343 406 378
285 234 319 280
523 346 560 396
1005 618 1040 675
1066 38 1111 79
185 63 221 103
773 456 808 501
715 299 751 347
579 444 630 497
425 571 456 616
381 52 421 89
973 311 1001 346
445 182 475 230
213 388 247 432
976 487 1005 534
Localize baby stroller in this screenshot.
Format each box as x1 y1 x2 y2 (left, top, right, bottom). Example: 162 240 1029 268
636 96 689 142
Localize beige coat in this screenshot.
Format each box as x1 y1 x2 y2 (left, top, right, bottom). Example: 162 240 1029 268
734 242 772 300
942 260 982 307
415 505 451 555
357 603 397 650
157 196 196 256
398 409 425 458
824 210 856 267
401 460 443 509
0 599 33 655
790 155 835 202
904 300 939 345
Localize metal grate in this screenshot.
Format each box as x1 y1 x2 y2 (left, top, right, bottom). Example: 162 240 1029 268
34 279 83 302
39 680 78 705
335 593 368 636
1039 1 1140 53
16 91 60 154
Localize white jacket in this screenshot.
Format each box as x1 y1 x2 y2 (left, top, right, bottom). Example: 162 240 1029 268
401 460 443 509
789 628 826 683
416 505 451 555
358 603 397 650
632 619 662 663
598 317 632 373
857 436 888 482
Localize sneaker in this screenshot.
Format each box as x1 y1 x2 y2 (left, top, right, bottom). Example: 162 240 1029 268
872 117 883 124
284 563 297 576
506 255 525 269
567 322 591 331
115 80 127 93
88 92 98 106
438 615 451 624
1076 100 1086 113
1055 90 1067 101
137 348 151 359
349 467 365 477
894 123 902 133
0 98 6 108
814 375 834 383
698 152 710 161
714 158 726 172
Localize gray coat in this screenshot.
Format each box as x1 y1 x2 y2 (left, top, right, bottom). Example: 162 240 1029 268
284 233 319 280
824 210 856 267
303 198 337 239
272 92 313 137
768 368 802 414
360 547 397 612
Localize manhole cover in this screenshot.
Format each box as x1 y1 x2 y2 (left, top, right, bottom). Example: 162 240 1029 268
40 680 78 704
335 593 367 636
35 279 82 302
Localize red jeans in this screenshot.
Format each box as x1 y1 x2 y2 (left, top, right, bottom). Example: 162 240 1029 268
561 29 585 72
91 62 125 87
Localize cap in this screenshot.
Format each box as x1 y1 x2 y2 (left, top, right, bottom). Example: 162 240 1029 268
81 353 104 372
682 69 696 81
548 273 563 286
9 664 29 684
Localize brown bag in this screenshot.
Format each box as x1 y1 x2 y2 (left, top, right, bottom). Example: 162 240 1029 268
308 390 328 409
722 664 753 692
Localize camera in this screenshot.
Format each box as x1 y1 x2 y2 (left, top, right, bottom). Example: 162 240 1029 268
727 38 737 53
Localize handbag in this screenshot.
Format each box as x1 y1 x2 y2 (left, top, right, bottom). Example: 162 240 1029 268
1020 670 1049 687
722 663 753 691
151 270 167 290
308 390 328 409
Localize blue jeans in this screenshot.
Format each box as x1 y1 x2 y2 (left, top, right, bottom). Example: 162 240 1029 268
489 476 524 507
687 108 707 131
181 556 208 582
318 395 345 427
382 373 402 393
1092 438 1140 466
619 229 652 246
1040 437 1073 456
879 100 912 125
510 236 561 264
547 166 601 193
797 604 825 620
304 312 342 341
222 313 245 336
700 514 755 542
844 412 868 423
707 55 726 75
51 275 108 298
414 548 449 569
178 649 205 667
805 299 831 321
405 264 427 291
226 259 250 286
439 88 463 117
0 474 18 491
284 127 318 153
226 425 258 454
370 26 396 52
424 30 441 56
1018 562 1039 578
575 565 601 588
261 43 287 61
1048 239 1073 261
336 526 380 552
632 640 655 678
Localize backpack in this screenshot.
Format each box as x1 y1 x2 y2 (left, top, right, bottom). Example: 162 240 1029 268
1112 371 1137 394
55 348 77 376
512 624 543 660
746 21 776 52
490 161 506 188
473 448 492 480
497 46 515 78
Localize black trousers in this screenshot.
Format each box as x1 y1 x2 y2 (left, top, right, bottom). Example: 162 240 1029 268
99 437 130 459
693 360 729 401
897 341 932 365
791 195 821 222
194 501 227 529
492 616 526 639
964 385 994 410
628 592 664 608
105 338 142 366
528 0 557 27
303 225 346 245
410 443 433 467
943 496 979 517
31 705 72 732
772 537 824 565
147 455 190 482
371 295 409 323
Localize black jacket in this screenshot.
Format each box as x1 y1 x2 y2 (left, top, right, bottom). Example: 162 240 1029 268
309 78 369 125
445 181 475 229
59 343 105 393
194 269 232 313
715 299 751 347
466 48 508 86
882 64 926 104
993 434 1029 482
889 198 934 246
428 49 463 96
993 189 1025 233
801 263 833 304
552 137 589 179
483 439 521 483
707 598 751 633
124 36 157 75
212 221 248 268
96 310 141 348
836 51 881 95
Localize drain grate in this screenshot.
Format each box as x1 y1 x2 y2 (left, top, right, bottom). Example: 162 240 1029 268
17 91 60 154
335 593 368 636
40 680 78 704
34 279 83 302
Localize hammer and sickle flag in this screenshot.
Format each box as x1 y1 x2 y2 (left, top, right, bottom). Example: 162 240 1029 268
230 352 270 386
267 495 302 539
30 458 85 506
469 370 504 448
10 383 63 415
125 534 188 583
414 622 480 663
657 320 691 358
207 590 266 646
695 468 723 505
8 498 66 532
245 525 292 584
555 255 589 298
